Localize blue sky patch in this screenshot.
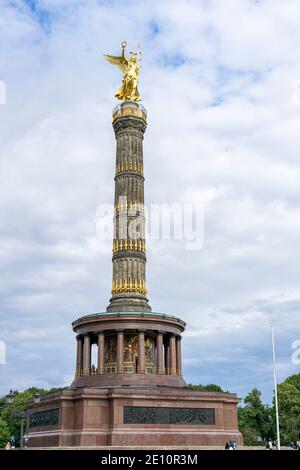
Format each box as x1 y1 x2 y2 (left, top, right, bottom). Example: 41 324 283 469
24 0 54 33
148 20 160 37
158 53 186 69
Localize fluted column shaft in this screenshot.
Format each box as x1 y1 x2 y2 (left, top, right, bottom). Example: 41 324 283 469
97 331 105 374
76 335 83 376
165 342 170 375
176 335 182 376
138 330 145 373
83 334 91 375
117 330 124 373
156 332 164 374
107 102 151 313
169 335 177 375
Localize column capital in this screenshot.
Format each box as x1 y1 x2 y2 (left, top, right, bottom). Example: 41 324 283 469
176 334 182 340
116 328 124 333
96 330 104 335
157 330 164 335
138 329 146 333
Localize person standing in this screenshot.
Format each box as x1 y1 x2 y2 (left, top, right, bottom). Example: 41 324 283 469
10 435 15 448
23 434 29 448
266 439 273 450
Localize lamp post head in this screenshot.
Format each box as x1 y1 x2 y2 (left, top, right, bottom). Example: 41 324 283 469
6 390 14 405
33 393 41 404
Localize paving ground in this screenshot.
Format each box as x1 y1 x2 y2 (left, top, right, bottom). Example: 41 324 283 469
17 446 293 451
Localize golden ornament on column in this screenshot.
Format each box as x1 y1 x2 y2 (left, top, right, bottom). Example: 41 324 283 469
104 40 142 102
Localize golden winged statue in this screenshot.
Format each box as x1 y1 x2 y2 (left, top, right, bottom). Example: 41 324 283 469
104 41 141 102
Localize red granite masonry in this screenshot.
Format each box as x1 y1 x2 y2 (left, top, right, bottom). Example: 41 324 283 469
28 387 242 447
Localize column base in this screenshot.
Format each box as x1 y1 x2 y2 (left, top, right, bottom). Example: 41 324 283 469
71 372 187 389
107 293 151 313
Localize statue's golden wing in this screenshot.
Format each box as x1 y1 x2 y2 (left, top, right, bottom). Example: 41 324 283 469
104 54 128 74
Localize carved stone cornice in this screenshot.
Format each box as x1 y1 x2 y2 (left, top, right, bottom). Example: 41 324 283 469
112 251 146 262
113 117 147 136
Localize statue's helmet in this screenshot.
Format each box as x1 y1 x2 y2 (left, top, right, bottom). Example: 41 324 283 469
129 52 137 62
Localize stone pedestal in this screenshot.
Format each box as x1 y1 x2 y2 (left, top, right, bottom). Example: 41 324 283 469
27 387 243 447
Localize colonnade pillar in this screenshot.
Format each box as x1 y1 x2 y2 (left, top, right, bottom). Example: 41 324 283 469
138 330 145 373
165 341 170 374
169 334 177 375
97 331 105 374
156 331 164 374
83 334 91 375
117 330 124 373
76 330 183 377
76 335 83 376
176 335 182 376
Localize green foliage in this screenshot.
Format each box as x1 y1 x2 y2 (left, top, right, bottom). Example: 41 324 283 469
188 384 225 392
238 388 275 445
237 422 260 446
237 375 300 446
0 387 50 447
0 417 10 448
277 374 300 445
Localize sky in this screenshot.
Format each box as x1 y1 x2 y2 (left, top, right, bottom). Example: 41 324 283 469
0 0 300 404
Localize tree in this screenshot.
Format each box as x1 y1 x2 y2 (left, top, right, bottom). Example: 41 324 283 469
0 417 10 448
0 387 49 447
277 374 300 445
238 388 274 445
189 384 225 392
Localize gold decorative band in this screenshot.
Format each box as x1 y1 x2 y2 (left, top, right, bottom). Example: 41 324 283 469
116 161 143 175
112 278 147 295
112 105 147 124
114 201 144 214
113 239 146 254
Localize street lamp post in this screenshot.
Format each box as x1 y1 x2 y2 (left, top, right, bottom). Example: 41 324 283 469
4 390 41 448
271 327 281 451
6 390 14 405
